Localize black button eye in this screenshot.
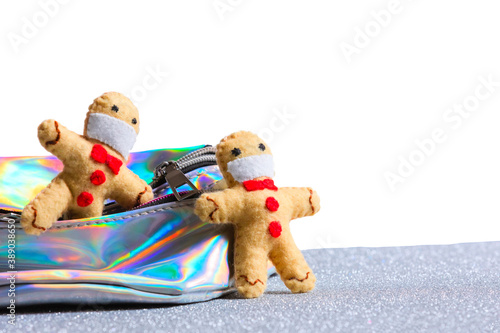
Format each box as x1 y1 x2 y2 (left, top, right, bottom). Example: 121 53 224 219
131 118 137 125
231 148 241 157
111 105 119 112
258 143 266 151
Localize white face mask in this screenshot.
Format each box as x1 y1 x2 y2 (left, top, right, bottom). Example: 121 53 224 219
226 154 274 182
86 113 137 158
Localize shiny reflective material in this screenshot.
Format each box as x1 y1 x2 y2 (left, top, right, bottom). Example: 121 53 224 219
1 199 238 305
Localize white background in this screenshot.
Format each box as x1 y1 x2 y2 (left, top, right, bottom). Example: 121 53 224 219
1 0 499 249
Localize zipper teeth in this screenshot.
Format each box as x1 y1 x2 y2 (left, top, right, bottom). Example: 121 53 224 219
177 155 217 170
134 191 194 210
135 194 174 209
176 146 216 164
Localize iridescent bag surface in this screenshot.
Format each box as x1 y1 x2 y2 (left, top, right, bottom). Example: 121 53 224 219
0 146 255 306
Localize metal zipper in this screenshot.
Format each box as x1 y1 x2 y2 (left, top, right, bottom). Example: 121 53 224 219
151 161 200 201
104 146 217 215
176 146 216 165
149 146 217 192
0 211 21 224
151 146 217 182
134 190 198 210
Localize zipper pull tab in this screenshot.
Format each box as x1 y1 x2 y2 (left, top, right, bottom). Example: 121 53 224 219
153 161 201 201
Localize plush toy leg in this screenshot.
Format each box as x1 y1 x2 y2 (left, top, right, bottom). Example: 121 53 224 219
269 243 316 293
20 176 72 236
234 243 268 298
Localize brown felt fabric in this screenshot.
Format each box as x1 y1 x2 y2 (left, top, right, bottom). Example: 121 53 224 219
21 92 153 235
195 131 320 298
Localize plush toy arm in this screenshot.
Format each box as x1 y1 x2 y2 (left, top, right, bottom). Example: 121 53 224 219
20 176 72 236
38 119 88 163
194 190 240 224
282 187 320 220
110 171 153 209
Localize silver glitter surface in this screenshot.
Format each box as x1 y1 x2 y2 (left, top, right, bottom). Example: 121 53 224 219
3 242 500 333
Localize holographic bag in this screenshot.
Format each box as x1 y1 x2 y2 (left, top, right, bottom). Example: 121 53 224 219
0 146 270 306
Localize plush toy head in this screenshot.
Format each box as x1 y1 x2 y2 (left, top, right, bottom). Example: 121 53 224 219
195 130 320 298
20 92 153 236
216 131 274 187
84 92 140 158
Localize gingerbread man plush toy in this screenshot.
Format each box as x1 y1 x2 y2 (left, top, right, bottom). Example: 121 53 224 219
195 131 320 298
21 92 153 235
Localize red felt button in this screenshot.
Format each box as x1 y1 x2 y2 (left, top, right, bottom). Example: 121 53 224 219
266 197 279 212
91 144 107 163
77 192 94 207
269 221 282 238
90 170 106 185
